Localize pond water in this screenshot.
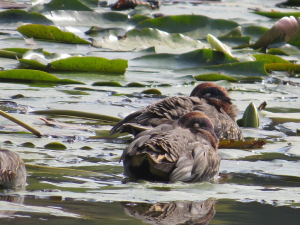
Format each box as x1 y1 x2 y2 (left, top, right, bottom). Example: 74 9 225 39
0 0 300 224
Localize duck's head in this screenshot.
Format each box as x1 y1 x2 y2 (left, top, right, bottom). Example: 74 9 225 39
178 112 218 147
190 82 231 104
190 82 239 119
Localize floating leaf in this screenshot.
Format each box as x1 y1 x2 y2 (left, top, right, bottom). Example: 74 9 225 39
194 74 238 82
0 69 83 84
142 88 162 95
253 54 291 64
268 48 289 56
0 50 22 59
17 24 90 44
46 11 129 27
265 63 300 72
0 9 53 25
251 10 300 18
136 14 240 39
175 60 268 79
132 49 238 69
101 28 205 52
242 25 269 41
2 48 51 55
219 139 266 149
29 0 93 13
44 142 67 150
237 102 260 128
92 81 123 87
126 82 146 87
50 56 128 74
207 34 232 56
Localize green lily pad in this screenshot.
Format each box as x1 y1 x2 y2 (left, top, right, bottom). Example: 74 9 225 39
2 48 51 56
251 10 300 18
44 142 67 150
132 49 238 69
92 81 123 87
194 73 238 82
0 9 53 25
265 63 300 72
29 0 93 13
0 69 84 84
141 88 162 95
253 54 291 64
126 82 147 87
242 25 269 40
106 28 205 52
136 14 239 39
175 60 268 79
0 50 23 59
50 56 128 74
17 24 90 44
268 48 289 56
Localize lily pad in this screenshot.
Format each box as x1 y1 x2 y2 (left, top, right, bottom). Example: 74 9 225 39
268 48 289 56
92 81 123 87
251 10 300 19
265 63 300 72
0 9 53 25
194 74 238 82
29 0 93 13
219 139 265 149
132 49 238 69
253 54 291 64
175 60 268 79
44 142 67 150
17 24 90 44
126 82 147 87
50 56 128 74
0 49 23 59
0 69 84 84
141 88 162 95
136 14 240 39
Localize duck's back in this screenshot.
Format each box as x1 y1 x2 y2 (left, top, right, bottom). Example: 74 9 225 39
122 125 220 182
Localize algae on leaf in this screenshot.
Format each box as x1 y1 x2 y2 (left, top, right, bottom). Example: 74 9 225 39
17 24 90 44
50 56 128 74
0 69 83 84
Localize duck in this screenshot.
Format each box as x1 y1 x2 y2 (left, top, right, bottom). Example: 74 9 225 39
110 82 243 141
121 111 220 182
0 149 26 189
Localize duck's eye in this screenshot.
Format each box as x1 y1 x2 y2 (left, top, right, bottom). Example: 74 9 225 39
193 123 200 128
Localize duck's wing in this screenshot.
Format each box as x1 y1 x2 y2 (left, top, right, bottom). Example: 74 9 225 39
193 101 243 140
110 97 200 136
110 109 143 135
0 150 26 188
169 141 220 183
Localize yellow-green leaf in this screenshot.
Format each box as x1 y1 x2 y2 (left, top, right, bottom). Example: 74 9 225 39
50 56 128 74
17 24 90 44
194 73 238 82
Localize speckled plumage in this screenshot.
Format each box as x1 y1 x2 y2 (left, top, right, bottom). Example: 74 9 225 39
110 82 243 141
0 149 26 189
121 112 220 182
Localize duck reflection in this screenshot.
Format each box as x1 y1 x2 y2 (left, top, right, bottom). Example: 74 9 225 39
121 199 216 225
0 194 24 217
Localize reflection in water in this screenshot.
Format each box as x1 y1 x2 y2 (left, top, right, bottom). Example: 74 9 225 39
121 199 215 225
0 194 24 217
